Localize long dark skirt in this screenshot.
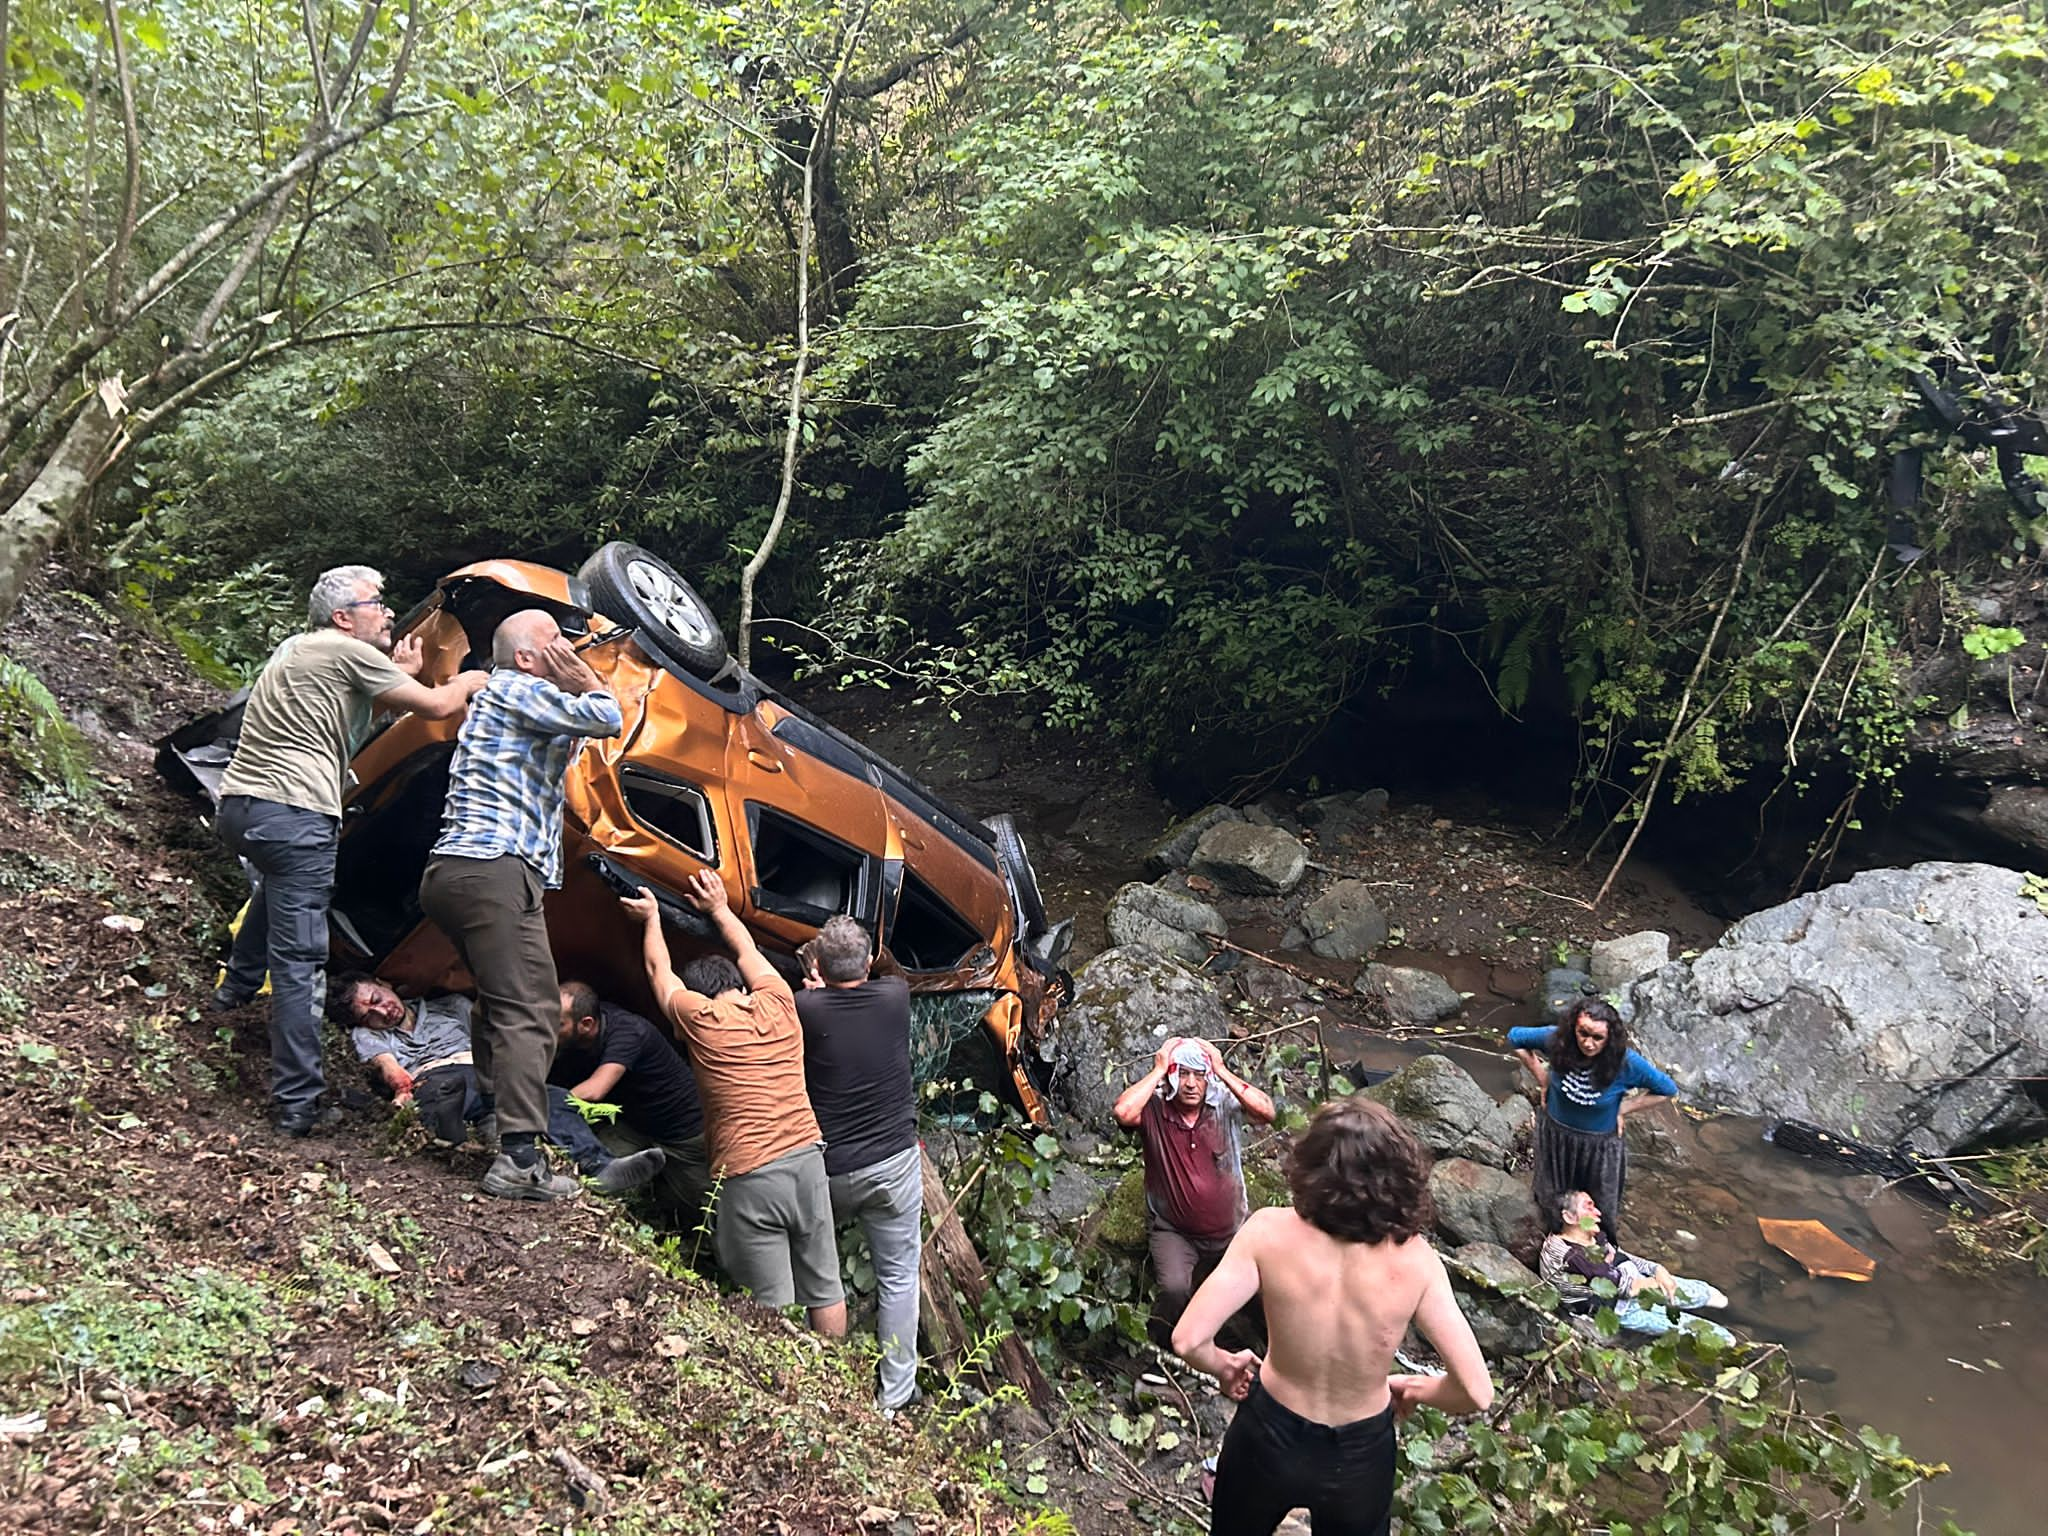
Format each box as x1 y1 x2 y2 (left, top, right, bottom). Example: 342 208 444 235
1533 1115 1629 1239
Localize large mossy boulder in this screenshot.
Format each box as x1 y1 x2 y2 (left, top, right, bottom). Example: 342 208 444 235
1364 1055 1527 1166
1047 946 1233 1129
1188 821 1309 896
1632 862 2048 1152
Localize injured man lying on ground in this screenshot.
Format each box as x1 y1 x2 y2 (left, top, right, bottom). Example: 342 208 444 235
329 973 665 1197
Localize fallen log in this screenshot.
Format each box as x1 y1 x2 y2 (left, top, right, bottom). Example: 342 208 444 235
919 1145 1054 1424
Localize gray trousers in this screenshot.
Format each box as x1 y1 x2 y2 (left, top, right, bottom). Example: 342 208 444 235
218 795 338 1116
417 853 559 1137
829 1143 924 1411
600 1120 712 1213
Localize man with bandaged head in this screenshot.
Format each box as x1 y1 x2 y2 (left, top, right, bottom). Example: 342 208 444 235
1112 1035 1277 1324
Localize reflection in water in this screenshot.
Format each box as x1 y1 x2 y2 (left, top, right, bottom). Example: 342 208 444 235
1328 1027 2047 1536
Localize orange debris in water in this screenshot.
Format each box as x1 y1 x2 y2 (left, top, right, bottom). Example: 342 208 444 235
1757 1217 1878 1281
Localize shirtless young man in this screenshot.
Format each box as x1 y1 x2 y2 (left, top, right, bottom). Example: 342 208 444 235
1173 1097 1494 1536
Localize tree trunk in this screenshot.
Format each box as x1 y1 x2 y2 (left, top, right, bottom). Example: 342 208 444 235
919 1146 1054 1424
0 389 120 626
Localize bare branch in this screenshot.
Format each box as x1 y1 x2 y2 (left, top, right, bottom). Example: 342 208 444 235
100 0 145 318
186 182 295 354
331 0 384 105
302 0 335 122
738 0 879 670
841 11 988 101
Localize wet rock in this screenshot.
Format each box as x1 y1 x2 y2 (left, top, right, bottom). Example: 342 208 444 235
1300 880 1389 960
1542 967 1599 1021
1458 1292 1553 1356
1631 861 2048 1153
1670 1183 1743 1228
1279 924 1309 951
1047 946 1232 1129
1447 1242 1542 1296
1590 931 1671 991
1242 796 1302 835
1428 1157 1538 1249
1299 789 1389 840
1623 1112 1690 1170
1024 1146 1117 1227
1236 964 1318 1020
1488 1095 1536 1156
1361 963 1464 1024
1364 1056 1496 1157
1189 821 1309 896
1105 881 1226 967
1143 804 1243 877
1981 785 2048 851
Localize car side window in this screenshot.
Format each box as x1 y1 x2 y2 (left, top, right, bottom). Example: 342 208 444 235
620 764 718 863
891 871 982 971
747 804 868 924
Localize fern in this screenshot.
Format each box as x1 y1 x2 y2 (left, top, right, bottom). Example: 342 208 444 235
0 653 94 796
1495 613 1541 715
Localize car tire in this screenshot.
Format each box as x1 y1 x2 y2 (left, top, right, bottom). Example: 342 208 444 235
987 813 1048 938
577 542 729 678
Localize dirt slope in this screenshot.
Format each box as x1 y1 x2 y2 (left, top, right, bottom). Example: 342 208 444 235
0 577 1016 1536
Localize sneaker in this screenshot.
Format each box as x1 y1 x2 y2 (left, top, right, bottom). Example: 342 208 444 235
1696 1284 1729 1311
481 1150 580 1202
593 1147 666 1196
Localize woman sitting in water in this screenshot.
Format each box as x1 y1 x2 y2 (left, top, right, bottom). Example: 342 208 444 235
1539 1189 1733 1345
1508 999 1675 1239
1173 1098 1493 1536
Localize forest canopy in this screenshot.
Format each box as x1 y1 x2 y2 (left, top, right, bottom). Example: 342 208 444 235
4 0 2043 827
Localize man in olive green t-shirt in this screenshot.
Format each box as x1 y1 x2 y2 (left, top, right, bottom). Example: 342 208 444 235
216 565 486 1137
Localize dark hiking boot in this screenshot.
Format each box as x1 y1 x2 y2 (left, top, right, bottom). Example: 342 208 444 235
481 1150 580 1202
593 1147 666 1196
277 1103 342 1137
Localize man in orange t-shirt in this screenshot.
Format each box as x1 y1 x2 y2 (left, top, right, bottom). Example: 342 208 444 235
620 872 847 1336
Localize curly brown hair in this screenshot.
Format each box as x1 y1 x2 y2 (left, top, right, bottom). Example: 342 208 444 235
1288 1097 1435 1244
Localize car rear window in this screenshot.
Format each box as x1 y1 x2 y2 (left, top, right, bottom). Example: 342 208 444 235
748 805 869 924
620 765 718 863
891 872 982 972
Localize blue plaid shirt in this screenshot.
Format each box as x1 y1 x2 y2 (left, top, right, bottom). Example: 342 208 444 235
430 671 623 887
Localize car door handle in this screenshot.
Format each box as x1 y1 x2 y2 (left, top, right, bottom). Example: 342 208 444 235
746 748 783 773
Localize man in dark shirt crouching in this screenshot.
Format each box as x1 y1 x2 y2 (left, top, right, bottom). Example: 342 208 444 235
554 980 712 1216
795 918 923 1416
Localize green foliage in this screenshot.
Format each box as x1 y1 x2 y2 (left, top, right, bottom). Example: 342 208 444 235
1962 624 2024 661
0 654 95 797
936 1113 1146 1350
1401 1326 1964 1533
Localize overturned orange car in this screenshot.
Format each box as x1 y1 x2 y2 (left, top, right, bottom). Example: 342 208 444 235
161 542 1072 1122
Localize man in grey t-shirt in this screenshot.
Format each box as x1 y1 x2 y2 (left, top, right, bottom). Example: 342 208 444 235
216 565 484 1138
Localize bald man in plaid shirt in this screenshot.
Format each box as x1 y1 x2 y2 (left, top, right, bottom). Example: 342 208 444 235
419 609 624 1201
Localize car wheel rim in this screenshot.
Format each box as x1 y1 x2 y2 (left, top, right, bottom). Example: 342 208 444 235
626 559 717 649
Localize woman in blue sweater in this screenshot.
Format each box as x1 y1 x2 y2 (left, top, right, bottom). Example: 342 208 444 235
1506 1000 1676 1240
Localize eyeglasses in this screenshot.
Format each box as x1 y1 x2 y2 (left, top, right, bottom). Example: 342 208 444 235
341 598 392 614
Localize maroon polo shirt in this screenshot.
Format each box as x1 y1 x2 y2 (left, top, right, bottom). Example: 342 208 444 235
1139 1094 1241 1241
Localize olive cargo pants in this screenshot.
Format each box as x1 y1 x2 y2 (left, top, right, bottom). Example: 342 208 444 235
417 853 559 1138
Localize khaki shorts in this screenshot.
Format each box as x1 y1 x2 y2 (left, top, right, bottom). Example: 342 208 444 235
714 1142 842 1310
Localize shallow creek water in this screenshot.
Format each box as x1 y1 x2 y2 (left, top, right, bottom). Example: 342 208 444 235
1330 1022 2047 1536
